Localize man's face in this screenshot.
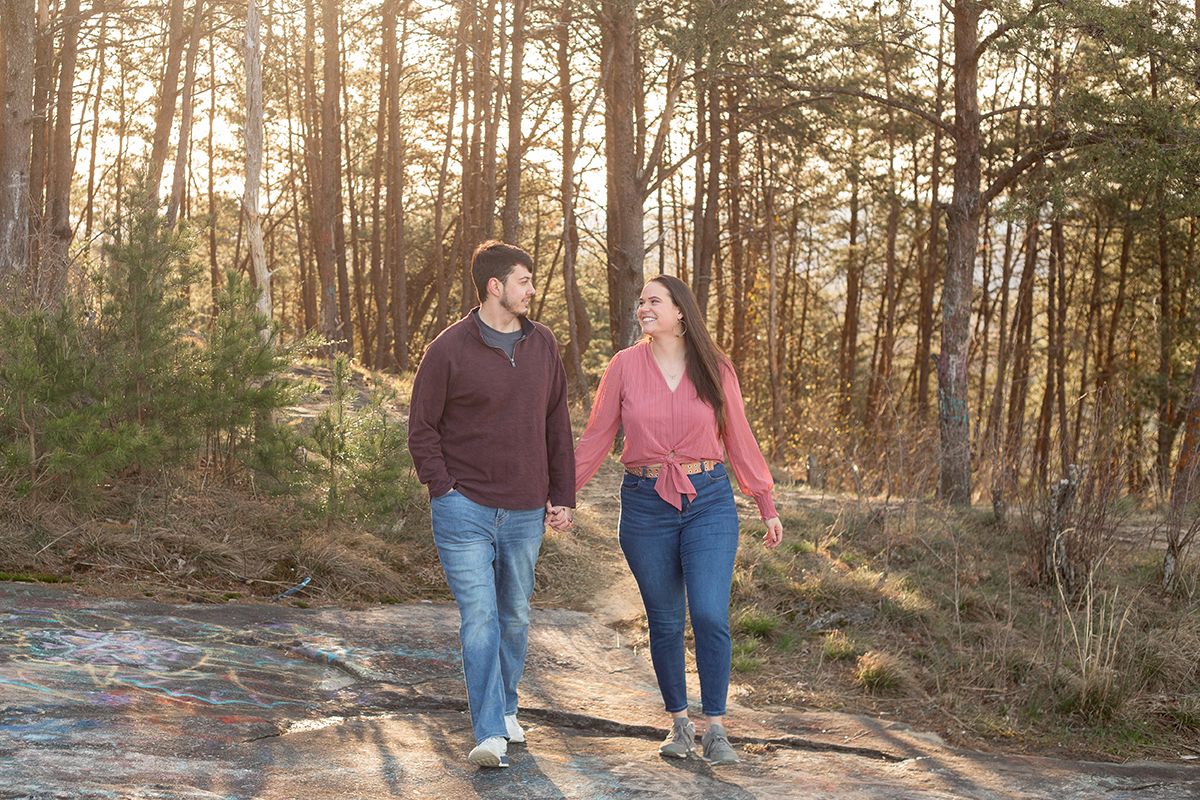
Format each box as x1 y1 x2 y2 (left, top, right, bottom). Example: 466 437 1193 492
497 265 535 317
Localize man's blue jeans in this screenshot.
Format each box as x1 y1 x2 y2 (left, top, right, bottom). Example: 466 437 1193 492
431 489 544 744
618 463 740 718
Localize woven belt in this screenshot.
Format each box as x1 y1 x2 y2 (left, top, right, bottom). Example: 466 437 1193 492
626 460 719 479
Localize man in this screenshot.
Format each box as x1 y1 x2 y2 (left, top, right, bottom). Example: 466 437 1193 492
407 240 575 768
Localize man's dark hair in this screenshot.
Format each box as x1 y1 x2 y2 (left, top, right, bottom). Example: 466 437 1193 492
471 240 534 303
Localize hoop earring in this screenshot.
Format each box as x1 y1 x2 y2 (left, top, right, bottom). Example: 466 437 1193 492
674 320 687 338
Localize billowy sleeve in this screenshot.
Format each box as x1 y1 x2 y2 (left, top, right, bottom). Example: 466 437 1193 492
720 362 778 520
574 350 626 491
543 328 577 509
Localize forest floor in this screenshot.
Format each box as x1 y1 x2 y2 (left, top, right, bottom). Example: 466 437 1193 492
2 362 1199 767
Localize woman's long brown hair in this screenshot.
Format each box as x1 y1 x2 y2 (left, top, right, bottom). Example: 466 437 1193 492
643 275 729 433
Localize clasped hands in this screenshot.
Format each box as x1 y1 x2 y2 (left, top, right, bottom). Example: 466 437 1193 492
544 501 573 531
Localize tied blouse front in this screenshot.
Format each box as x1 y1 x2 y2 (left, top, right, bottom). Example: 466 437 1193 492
574 341 778 520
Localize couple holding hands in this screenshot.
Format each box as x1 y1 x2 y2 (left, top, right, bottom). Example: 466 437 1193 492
407 241 783 769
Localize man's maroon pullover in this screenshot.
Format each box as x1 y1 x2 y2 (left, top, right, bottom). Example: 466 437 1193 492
407 309 576 511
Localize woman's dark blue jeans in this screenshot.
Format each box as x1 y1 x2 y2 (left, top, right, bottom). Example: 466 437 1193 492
619 463 740 718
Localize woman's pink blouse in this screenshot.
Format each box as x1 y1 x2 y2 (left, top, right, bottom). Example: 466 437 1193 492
574 341 778 520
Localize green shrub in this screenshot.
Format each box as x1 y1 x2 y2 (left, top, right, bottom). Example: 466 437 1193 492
198 271 310 470
732 640 762 672
0 173 415 527
823 630 858 661
300 354 416 521
737 610 780 638
733 639 759 656
91 181 205 455
0 175 311 505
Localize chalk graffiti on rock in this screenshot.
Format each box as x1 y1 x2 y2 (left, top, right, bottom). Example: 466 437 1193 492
1 617 319 709
26 630 207 671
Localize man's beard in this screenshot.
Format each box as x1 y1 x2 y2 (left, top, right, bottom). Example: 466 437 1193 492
500 293 528 317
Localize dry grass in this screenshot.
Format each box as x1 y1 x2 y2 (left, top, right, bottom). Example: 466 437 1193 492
0 471 449 605
854 650 914 695
4 462 1200 762
725 496 1200 762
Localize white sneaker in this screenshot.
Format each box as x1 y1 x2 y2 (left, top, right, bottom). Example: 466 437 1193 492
505 714 526 743
467 736 509 768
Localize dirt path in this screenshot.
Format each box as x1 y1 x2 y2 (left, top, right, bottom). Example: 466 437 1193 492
566 457 644 627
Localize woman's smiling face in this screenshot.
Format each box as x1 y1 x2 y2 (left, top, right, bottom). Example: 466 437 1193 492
637 280 682 338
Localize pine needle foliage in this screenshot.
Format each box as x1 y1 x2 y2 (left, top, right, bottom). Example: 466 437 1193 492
0 176 316 505
301 354 415 521
0 302 143 503
90 181 204 456
199 271 311 470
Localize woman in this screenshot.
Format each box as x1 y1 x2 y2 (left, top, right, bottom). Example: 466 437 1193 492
574 274 784 766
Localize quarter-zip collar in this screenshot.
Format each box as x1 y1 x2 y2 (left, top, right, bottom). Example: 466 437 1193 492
470 307 532 367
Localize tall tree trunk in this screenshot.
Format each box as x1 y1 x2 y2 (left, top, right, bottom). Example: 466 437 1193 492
601 0 643 351
0 0 35 286
695 79 719 315
999 217 1039 507
765 178 783 459
982 57 1032 460
298 4 319 333
242 0 270 332
166 0 204 231
1032 218 1060 484
502 0 525 244
1098 206 1132 392
1052 214 1069 469
340 33 364 359
40 0 81 304
866 188 899 433
938 0 983 504
795 215 816 407
1148 56 1178 497
387 3 409 370
146 0 188 203
335 117 352 354
433 25 458 331
838 172 861 422
1156 194 1176 496
1074 210 1106 453
207 39 221 323
459 0 479 313
714 239 726 347
480 0 498 241
983 217 1017 453
372 0 395 367
316 0 341 355
866 5 900 435
558 0 589 407
917 5 947 422
114 56 127 220
727 92 746 369
83 14 107 243
689 59 705 295
867 182 900 432
28 0 52 282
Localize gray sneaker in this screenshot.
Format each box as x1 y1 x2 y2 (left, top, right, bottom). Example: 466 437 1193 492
659 718 696 758
701 724 740 765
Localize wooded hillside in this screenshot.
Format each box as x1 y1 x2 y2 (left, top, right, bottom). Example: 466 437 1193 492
2 0 1200 519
